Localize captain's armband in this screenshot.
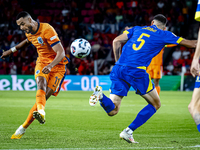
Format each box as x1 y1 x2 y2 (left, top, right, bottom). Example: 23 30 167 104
11 47 17 52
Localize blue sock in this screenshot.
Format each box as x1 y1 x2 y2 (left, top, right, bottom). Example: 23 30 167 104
128 104 156 131
99 94 115 113
197 124 200 132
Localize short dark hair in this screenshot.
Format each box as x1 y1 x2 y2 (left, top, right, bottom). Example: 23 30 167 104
153 14 167 25
16 11 31 20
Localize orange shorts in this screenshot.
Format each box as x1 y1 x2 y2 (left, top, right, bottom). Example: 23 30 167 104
146 65 162 79
35 62 66 96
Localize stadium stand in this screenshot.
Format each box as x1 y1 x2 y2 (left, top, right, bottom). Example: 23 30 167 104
0 0 198 75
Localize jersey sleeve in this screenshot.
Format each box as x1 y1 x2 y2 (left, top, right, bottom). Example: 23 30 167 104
163 31 183 45
123 27 135 39
44 24 60 47
165 44 177 48
195 1 200 21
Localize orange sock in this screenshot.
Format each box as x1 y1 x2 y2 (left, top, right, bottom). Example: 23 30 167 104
155 86 160 95
22 103 37 128
36 89 46 111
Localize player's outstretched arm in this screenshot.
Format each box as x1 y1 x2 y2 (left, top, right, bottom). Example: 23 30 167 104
42 42 65 74
179 38 197 48
1 39 31 60
113 33 128 62
191 28 200 77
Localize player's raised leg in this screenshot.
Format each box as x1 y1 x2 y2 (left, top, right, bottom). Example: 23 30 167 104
90 65 128 115
89 86 139 143
89 86 103 106
33 87 53 123
89 86 118 114
188 87 200 132
33 76 47 124
11 87 55 139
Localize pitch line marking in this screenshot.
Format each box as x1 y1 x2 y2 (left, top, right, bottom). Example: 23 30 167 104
3 145 200 150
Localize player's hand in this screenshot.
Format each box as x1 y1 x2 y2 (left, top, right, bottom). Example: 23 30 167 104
1 49 12 60
42 64 53 74
190 58 200 77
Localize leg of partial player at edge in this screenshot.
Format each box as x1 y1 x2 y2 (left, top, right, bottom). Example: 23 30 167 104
188 102 200 131
188 88 200 133
189 110 200 132
194 114 200 132
11 89 47 139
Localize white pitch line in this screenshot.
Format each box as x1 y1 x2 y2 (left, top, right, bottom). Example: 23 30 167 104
3 145 200 150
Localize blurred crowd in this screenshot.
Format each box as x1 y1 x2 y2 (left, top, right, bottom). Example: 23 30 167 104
164 46 195 75
0 0 198 75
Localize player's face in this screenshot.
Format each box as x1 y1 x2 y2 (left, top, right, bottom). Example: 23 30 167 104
16 17 33 34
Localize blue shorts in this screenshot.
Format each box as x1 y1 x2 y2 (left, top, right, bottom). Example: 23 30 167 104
194 76 200 88
110 64 155 96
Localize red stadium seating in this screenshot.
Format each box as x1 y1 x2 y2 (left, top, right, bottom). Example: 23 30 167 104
81 10 87 16
85 2 92 9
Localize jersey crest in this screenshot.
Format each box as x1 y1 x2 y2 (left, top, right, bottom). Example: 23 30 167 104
37 37 44 46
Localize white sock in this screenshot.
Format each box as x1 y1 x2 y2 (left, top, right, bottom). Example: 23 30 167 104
100 93 103 99
16 125 26 134
125 127 133 135
38 109 45 116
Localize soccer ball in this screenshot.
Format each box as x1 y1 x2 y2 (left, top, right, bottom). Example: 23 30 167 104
70 38 91 58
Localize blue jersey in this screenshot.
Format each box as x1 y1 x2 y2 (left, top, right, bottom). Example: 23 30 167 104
194 76 200 88
116 25 183 68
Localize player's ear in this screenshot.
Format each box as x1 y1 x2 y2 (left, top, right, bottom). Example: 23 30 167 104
28 17 32 23
151 20 154 25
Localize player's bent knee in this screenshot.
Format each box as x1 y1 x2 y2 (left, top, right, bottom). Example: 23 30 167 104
153 100 161 110
107 110 118 116
46 87 54 100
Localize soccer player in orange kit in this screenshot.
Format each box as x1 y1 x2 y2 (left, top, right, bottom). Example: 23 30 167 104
146 48 163 95
1 11 69 139
146 44 176 95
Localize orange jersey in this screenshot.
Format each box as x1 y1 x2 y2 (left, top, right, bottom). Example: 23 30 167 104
149 48 164 66
25 22 68 65
148 44 177 66
147 48 163 79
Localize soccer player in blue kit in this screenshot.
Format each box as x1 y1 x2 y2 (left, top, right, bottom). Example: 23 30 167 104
188 1 200 133
89 14 197 143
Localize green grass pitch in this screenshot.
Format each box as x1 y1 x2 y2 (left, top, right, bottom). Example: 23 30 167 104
0 90 199 150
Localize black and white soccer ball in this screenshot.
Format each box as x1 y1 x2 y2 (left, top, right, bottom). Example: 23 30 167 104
70 38 91 58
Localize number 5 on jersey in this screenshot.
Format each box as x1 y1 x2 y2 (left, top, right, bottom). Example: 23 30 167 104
132 33 150 50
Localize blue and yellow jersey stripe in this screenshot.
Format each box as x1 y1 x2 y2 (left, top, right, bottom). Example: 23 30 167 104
177 37 183 44
123 30 129 34
195 0 200 21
